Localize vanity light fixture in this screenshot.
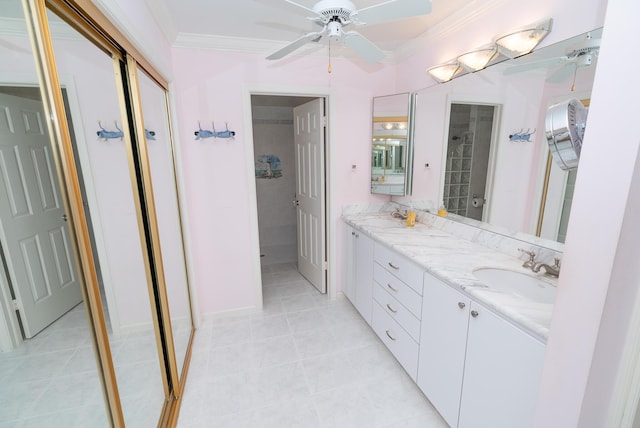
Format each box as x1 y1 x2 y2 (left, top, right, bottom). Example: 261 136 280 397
495 18 553 58
427 62 462 83
457 46 498 72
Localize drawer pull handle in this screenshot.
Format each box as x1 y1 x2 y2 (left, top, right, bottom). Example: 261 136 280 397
471 310 479 318
386 283 398 292
386 303 398 314
388 262 400 270
458 302 466 309
385 330 397 341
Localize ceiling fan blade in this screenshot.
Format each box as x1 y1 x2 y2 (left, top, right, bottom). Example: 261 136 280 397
503 56 568 76
283 0 318 15
547 62 578 83
354 0 432 26
344 31 385 63
266 31 324 60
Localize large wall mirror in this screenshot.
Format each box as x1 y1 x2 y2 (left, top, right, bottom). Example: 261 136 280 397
410 28 601 247
371 92 414 196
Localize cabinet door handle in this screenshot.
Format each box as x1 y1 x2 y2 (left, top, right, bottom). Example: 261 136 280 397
386 303 398 314
471 310 479 318
385 330 397 341
458 302 466 309
386 283 398 292
388 262 399 270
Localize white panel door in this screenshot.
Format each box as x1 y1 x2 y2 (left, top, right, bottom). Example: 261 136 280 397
0 93 82 338
293 98 325 293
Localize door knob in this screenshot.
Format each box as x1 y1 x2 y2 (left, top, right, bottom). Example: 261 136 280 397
293 200 299 206
62 214 67 222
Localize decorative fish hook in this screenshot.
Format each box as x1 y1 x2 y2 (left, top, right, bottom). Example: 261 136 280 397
96 120 124 141
194 121 236 140
509 128 536 142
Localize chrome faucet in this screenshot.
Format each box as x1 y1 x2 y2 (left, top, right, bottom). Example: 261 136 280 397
517 248 537 269
531 258 561 278
391 208 408 220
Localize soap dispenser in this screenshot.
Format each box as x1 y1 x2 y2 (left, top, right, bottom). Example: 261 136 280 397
406 203 416 227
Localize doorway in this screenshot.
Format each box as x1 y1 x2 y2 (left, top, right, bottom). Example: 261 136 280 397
443 103 498 221
250 94 327 294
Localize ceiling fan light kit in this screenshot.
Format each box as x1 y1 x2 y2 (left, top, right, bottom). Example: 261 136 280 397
266 0 432 64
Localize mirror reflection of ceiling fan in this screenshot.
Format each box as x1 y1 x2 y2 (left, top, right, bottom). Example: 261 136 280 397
266 0 432 64
504 32 600 84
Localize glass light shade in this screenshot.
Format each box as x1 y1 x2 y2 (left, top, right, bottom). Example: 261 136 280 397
496 19 553 58
457 47 498 71
427 63 461 83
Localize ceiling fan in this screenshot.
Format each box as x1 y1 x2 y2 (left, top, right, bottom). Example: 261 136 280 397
266 0 432 63
503 32 600 83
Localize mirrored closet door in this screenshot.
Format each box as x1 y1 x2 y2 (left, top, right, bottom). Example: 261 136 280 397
0 0 196 426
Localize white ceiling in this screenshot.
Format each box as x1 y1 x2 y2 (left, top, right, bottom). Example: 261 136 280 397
148 0 470 58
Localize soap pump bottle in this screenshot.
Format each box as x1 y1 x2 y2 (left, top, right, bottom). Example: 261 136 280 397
406 203 416 227
438 202 447 217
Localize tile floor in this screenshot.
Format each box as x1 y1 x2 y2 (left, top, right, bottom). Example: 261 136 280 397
0 302 164 427
177 262 448 428
1 262 448 427
0 304 110 427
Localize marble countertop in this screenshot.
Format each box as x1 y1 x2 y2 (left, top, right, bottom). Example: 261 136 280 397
342 211 556 341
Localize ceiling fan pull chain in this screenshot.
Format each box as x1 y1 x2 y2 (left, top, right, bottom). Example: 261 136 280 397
328 39 332 73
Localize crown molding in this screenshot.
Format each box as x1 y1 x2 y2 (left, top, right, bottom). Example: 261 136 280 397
0 17 27 37
0 16 81 40
173 32 395 64
394 0 508 62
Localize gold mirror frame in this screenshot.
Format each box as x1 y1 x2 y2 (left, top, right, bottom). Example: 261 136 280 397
21 0 194 426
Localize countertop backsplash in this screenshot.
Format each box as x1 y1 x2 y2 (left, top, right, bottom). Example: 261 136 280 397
345 201 564 266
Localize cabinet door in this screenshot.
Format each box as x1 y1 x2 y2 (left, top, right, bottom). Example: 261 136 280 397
417 274 471 428
343 224 356 303
354 232 374 323
458 303 545 428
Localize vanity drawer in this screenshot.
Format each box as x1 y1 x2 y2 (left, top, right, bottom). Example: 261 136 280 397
372 300 419 380
373 283 421 341
373 262 422 318
374 243 424 294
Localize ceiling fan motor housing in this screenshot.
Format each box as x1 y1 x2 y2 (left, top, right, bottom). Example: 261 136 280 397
313 0 356 24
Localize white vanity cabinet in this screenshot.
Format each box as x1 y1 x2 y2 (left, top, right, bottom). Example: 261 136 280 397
457 302 545 428
344 225 374 323
371 243 424 380
417 274 471 427
418 272 546 428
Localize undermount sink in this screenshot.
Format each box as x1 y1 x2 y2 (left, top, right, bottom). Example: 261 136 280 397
472 268 557 304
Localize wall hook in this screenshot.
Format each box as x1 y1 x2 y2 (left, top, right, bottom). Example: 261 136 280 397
96 120 124 141
509 128 536 142
194 121 236 140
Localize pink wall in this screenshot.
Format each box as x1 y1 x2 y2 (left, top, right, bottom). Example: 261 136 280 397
170 49 394 314
97 0 639 424
537 0 640 424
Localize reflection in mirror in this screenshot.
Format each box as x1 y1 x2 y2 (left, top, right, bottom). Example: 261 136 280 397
371 92 414 195
538 98 590 243
136 68 193 381
443 103 498 220
413 28 600 244
46 10 164 426
0 2 108 425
